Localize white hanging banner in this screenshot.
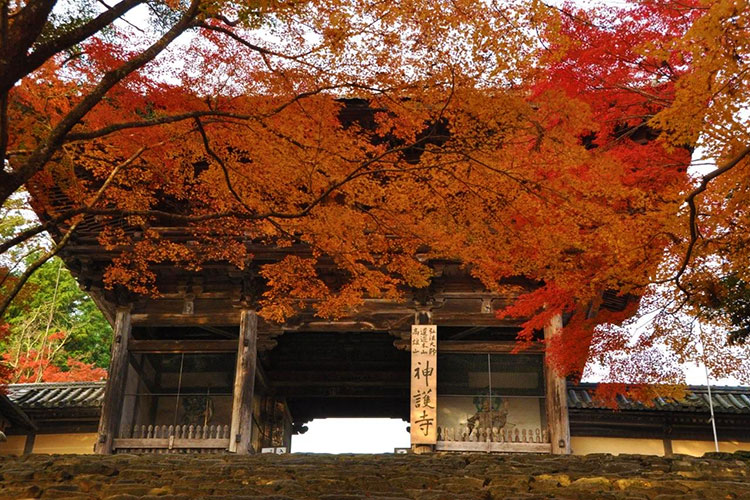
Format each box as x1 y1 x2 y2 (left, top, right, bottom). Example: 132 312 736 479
410 324 437 444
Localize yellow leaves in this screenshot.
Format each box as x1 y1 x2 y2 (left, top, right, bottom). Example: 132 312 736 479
259 256 328 322
385 254 432 289
649 0 750 151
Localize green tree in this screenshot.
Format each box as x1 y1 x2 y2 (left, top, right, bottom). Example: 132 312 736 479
3 256 112 370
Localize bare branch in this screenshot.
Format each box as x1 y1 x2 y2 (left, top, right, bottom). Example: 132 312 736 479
665 145 750 292
195 22 325 72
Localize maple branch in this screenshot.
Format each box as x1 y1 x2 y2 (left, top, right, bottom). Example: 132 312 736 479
64 83 371 143
668 145 750 292
65 110 249 142
0 0 201 208
613 85 672 106
95 0 146 33
195 22 325 72
540 2 609 29
194 117 255 214
46 134 457 236
0 144 147 318
0 0 8 166
0 134 183 257
274 136 457 221
461 153 547 203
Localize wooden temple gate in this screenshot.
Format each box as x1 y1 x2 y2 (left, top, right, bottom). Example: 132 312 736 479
90 270 573 455
25 97 611 456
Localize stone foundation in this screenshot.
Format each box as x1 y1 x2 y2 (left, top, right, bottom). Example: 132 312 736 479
1 452 749 499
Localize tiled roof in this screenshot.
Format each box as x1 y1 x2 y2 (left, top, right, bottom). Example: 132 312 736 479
6 382 105 410
567 383 750 414
0 394 36 430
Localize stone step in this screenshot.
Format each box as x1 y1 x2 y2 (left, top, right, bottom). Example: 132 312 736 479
0 452 748 499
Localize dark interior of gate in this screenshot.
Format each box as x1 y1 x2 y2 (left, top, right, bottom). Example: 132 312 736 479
266 330 411 424
266 325 530 425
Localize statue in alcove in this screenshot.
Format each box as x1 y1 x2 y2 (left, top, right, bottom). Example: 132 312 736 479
182 395 214 426
466 394 509 437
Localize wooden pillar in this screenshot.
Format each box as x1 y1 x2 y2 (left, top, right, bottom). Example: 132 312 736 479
544 313 571 454
118 357 140 438
662 422 674 457
229 309 258 454
95 306 132 454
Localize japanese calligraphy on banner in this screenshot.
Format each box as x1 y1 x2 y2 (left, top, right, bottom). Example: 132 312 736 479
410 324 437 444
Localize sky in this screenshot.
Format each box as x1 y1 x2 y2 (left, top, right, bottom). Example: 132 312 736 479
291 418 410 454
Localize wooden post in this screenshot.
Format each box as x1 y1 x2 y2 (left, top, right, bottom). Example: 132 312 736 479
22 433 35 455
662 423 674 457
95 306 132 454
229 309 258 454
118 357 140 438
544 313 571 454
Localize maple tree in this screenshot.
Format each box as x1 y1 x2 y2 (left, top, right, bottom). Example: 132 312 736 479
0 252 110 383
1 0 749 395
2 336 107 384
544 0 750 390
0 196 110 384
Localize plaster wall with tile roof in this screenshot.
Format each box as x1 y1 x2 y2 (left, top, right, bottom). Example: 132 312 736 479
2 381 750 456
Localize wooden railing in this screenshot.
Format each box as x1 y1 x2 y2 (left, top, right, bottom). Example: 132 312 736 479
113 424 230 453
436 425 552 453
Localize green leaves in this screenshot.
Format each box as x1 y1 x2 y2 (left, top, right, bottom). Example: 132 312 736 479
3 256 113 373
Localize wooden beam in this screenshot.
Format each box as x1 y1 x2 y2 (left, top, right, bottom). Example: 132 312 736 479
440 340 544 353
273 385 408 398
394 339 545 353
544 313 571 454
268 371 408 386
198 325 238 339
447 326 486 340
113 438 229 449
229 310 258 454
130 312 241 326
129 339 238 353
95 306 132 454
436 441 552 453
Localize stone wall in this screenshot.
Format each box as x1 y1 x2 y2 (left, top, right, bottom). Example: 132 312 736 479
1 451 749 499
